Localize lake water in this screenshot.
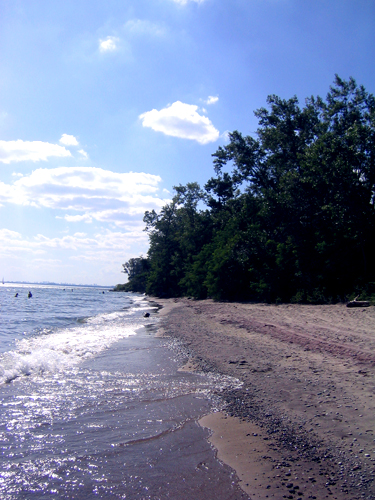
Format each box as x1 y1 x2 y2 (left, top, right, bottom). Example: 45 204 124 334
0 284 248 499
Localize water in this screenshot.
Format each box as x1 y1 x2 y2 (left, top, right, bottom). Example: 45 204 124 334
0 284 247 499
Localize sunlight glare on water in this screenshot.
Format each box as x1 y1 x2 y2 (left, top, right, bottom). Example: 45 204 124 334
0 284 244 500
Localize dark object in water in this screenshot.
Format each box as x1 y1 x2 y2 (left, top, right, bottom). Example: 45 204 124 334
347 300 370 308
102 291 105 294
27 291 32 298
14 293 18 297
144 312 150 318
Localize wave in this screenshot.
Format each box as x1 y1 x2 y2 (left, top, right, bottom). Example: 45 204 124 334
0 309 142 385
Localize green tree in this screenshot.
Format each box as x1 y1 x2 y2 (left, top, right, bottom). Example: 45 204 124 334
128 76 375 302
120 257 150 293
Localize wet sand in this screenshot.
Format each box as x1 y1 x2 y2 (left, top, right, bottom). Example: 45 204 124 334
157 298 375 500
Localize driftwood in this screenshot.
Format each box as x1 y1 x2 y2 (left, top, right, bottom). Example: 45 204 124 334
347 296 370 308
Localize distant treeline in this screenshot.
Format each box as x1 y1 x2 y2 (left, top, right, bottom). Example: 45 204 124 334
118 76 375 303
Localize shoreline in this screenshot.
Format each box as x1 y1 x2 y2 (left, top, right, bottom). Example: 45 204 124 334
154 297 375 500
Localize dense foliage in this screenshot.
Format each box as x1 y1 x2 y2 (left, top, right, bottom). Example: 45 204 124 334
115 257 150 293
122 77 375 303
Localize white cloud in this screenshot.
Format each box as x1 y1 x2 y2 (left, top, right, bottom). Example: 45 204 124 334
205 96 219 105
64 214 93 223
59 134 79 146
139 101 219 144
0 228 22 241
0 227 148 259
0 166 168 226
0 140 71 164
78 149 88 159
0 225 150 284
125 19 166 37
99 36 120 53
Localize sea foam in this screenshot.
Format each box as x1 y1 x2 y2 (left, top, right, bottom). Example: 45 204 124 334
0 309 140 384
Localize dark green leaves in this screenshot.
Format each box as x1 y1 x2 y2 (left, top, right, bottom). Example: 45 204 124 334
123 77 375 303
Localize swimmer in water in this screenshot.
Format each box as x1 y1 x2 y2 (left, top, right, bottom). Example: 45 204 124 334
27 291 32 298
15 292 18 297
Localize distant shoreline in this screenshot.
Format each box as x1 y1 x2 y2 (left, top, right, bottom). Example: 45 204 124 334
2 281 114 288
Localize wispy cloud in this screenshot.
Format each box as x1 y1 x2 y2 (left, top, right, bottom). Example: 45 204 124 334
99 36 120 53
205 96 219 105
0 227 147 264
59 134 79 146
0 111 8 126
124 19 166 37
0 166 168 226
78 149 89 159
0 227 147 256
139 101 219 145
0 140 71 164
0 226 149 284
64 214 93 223
91 20 166 62
171 0 206 5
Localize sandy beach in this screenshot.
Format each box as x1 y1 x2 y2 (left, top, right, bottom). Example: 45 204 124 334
156 298 375 500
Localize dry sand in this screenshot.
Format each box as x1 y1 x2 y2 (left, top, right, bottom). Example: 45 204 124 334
155 298 375 500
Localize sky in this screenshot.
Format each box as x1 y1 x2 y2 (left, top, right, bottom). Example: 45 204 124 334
1 0 374 286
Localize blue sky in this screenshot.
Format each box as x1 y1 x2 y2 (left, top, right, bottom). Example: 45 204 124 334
1 0 374 285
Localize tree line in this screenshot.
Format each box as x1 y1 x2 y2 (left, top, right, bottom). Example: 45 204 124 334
117 76 375 303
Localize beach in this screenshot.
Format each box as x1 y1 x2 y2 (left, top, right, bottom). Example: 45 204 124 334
157 298 375 500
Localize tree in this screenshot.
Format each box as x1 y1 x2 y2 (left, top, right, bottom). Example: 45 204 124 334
120 257 150 293
125 76 375 302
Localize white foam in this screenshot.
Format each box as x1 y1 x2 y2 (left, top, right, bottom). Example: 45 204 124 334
0 310 140 384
